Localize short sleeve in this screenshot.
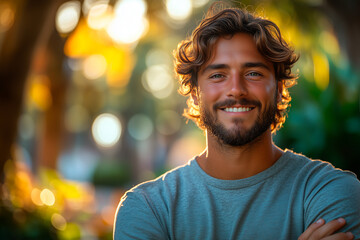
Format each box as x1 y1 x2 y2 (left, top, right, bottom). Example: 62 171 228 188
113 190 168 240
304 170 360 239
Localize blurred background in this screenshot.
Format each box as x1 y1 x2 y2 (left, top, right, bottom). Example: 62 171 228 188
0 0 359 239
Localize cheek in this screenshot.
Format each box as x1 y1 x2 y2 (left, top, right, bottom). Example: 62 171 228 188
199 84 223 102
252 82 277 102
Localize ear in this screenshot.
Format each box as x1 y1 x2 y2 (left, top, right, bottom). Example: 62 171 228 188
191 91 199 106
277 80 283 103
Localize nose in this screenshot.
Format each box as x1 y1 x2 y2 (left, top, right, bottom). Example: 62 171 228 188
226 73 248 98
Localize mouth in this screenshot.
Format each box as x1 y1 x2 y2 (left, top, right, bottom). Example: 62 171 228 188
223 106 254 113
219 105 255 113
214 99 260 114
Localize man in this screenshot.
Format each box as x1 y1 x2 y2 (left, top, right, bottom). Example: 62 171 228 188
114 5 360 240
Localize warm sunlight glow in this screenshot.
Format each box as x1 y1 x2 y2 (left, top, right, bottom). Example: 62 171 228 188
92 113 122 147
40 188 56 206
87 2 112 30
56 1 81 34
103 47 135 88
101 206 116 225
64 20 106 57
313 50 330 90
31 188 44 206
0 3 15 32
166 0 192 21
142 64 174 99
192 0 209 8
28 75 52 111
82 54 107 79
83 0 109 15
106 0 148 44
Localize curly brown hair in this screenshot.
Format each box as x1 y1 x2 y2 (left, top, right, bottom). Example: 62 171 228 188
173 5 299 132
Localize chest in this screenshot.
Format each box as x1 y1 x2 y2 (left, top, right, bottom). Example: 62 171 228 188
167 182 304 239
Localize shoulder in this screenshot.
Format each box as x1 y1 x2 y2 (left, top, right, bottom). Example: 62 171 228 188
114 159 197 239
282 150 358 184
117 158 199 216
284 151 360 237
283 150 359 201
128 159 196 198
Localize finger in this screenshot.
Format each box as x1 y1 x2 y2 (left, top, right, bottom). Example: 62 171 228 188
322 232 354 240
298 219 325 240
309 218 347 239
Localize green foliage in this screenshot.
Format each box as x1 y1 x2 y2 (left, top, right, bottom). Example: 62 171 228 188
0 203 58 240
275 61 360 176
92 160 131 187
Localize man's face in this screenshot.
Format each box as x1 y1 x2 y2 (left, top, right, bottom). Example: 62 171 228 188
194 33 281 146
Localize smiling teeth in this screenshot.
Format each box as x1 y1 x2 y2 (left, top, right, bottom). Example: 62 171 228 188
224 107 252 112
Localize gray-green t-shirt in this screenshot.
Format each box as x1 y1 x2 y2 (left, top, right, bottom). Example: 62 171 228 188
114 150 360 239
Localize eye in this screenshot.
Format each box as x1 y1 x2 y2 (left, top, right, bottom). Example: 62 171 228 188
209 73 225 79
247 72 262 77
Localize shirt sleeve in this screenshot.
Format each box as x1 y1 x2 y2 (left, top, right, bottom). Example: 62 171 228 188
304 169 360 239
113 190 168 240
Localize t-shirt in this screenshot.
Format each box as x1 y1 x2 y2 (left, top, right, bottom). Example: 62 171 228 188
114 150 360 239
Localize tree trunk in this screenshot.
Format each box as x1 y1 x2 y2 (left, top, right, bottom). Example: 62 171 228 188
35 30 68 170
0 0 60 183
323 0 360 69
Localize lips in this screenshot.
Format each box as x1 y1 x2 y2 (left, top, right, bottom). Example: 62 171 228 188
223 107 254 112
213 99 261 112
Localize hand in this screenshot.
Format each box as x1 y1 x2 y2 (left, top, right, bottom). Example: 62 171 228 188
298 218 354 240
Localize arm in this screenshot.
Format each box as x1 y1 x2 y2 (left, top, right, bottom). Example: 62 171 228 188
304 171 360 239
113 191 168 240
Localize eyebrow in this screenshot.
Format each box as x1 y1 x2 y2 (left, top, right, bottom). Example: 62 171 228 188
243 62 271 71
201 64 229 74
201 62 271 74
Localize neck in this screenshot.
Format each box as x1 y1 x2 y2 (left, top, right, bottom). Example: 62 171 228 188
197 129 283 180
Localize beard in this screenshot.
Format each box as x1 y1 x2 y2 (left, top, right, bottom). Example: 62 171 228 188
199 96 277 147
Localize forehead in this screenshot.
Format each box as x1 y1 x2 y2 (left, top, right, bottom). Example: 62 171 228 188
200 33 273 72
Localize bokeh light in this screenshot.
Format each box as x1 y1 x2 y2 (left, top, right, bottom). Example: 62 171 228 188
106 0 148 44
51 213 67 231
40 188 56 206
92 113 122 147
166 0 192 21
83 0 109 15
5 0 360 239
56 1 81 34
128 114 154 141
145 48 171 67
82 54 107 80
31 188 43 206
86 1 112 30
192 0 209 8
142 64 174 99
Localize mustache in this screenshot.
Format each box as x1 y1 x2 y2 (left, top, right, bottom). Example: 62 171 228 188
213 98 261 110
